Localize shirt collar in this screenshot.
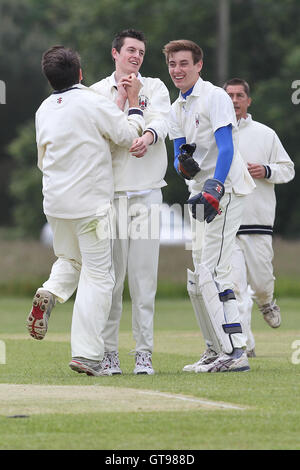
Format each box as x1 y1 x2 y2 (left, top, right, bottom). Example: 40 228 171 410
52 83 85 94
238 113 252 127
177 77 203 102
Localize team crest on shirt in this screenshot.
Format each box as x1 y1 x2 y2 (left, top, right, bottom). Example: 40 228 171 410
139 95 149 110
57 97 63 104
195 113 200 127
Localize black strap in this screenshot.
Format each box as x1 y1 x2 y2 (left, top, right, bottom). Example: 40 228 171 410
222 323 243 335
52 86 80 94
219 289 236 302
237 224 273 236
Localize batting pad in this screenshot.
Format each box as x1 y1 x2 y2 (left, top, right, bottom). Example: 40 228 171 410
187 266 235 354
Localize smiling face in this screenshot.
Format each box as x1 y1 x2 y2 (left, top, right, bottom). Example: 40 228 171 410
112 37 145 78
168 50 203 93
225 84 251 120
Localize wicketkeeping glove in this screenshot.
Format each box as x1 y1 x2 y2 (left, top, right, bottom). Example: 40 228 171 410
178 143 200 180
188 178 225 223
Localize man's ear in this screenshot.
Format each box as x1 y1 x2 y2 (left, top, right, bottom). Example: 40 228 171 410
111 48 118 61
79 68 83 82
197 60 203 74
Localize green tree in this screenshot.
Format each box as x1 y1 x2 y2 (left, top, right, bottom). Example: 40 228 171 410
8 120 45 238
3 0 300 237
0 0 56 225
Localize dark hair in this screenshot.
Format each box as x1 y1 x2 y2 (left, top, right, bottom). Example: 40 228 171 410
41 45 81 91
162 39 204 65
112 29 147 53
223 77 251 96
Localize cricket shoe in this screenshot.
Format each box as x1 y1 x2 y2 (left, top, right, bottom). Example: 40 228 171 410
100 351 122 375
27 289 56 340
259 300 281 328
134 351 155 375
194 349 250 373
69 357 112 376
182 348 219 372
247 348 256 358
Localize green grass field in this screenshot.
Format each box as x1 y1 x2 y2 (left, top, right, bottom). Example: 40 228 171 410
0 296 300 450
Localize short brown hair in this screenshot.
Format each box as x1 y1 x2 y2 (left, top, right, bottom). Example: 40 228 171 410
42 45 81 91
162 39 203 65
223 77 251 96
112 29 147 53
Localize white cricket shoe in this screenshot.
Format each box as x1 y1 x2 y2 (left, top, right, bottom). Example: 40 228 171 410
69 357 111 376
259 300 281 328
100 351 122 375
134 351 155 375
195 350 250 373
27 289 56 340
182 348 219 372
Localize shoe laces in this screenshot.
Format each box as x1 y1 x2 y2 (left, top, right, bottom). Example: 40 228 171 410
201 348 217 360
260 300 279 316
101 352 111 369
135 351 152 367
109 351 120 368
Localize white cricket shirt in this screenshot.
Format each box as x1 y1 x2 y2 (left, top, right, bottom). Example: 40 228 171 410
90 73 170 192
237 114 295 230
169 77 255 195
36 84 144 219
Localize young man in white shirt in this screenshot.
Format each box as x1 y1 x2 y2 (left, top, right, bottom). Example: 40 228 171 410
223 77 295 356
27 45 144 376
163 39 255 373
90 29 171 375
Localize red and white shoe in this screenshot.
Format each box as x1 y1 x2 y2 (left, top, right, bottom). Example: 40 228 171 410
134 351 155 375
100 351 122 375
69 357 111 376
26 289 56 340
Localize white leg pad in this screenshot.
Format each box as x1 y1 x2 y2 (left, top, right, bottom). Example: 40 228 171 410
187 265 242 354
187 269 222 354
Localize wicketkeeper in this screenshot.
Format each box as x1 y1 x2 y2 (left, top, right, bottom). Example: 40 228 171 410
163 39 255 373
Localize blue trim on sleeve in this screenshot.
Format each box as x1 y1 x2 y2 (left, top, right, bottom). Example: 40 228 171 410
213 125 234 184
128 108 143 116
173 137 186 173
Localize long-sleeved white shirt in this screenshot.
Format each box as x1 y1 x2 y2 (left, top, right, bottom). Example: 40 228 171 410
36 83 144 218
237 114 295 232
90 73 170 192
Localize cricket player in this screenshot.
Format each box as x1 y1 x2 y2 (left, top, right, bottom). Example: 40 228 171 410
90 29 170 375
163 39 255 373
27 45 144 376
224 77 295 356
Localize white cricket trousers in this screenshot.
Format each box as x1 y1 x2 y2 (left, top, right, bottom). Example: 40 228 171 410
103 189 162 354
189 191 247 349
231 234 275 350
43 212 115 361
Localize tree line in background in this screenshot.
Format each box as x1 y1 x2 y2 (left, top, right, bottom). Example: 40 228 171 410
0 0 299 238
